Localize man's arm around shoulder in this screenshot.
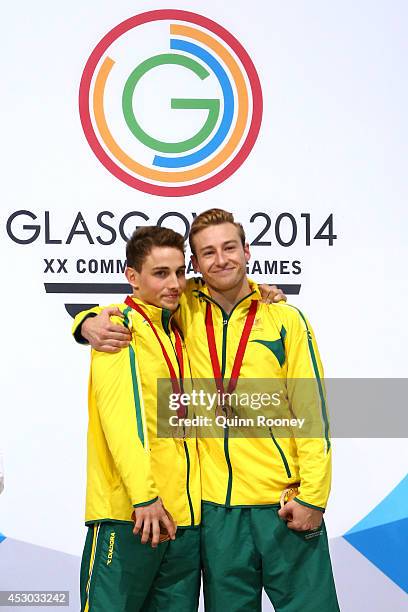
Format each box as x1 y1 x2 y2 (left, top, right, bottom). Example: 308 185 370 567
72 305 131 352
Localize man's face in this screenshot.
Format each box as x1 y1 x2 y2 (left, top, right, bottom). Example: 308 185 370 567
126 246 186 311
191 223 250 292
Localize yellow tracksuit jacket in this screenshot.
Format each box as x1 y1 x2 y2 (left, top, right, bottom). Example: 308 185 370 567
74 279 331 513
177 279 332 512
73 298 200 527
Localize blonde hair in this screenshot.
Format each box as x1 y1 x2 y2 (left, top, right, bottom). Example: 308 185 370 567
189 208 246 255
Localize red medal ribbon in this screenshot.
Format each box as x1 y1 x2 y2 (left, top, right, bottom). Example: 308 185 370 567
124 296 185 418
205 299 258 403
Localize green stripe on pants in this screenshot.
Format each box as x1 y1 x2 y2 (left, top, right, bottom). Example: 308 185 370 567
80 522 200 612
201 503 339 612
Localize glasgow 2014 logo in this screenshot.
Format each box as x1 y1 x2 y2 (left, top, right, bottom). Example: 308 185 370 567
79 9 263 196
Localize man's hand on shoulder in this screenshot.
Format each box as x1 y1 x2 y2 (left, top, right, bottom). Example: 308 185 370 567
258 284 287 304
82 307 131 353
278 500 323 531
133 498 177 548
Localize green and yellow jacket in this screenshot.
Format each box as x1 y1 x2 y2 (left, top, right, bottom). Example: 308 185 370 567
74 279 332 514
177 279 332 512
73 297 200 527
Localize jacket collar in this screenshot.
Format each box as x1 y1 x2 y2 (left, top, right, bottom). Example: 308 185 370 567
125 295 178 334
193 278 261 316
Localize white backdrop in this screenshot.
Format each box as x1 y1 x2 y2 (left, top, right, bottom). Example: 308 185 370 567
1 1 407 609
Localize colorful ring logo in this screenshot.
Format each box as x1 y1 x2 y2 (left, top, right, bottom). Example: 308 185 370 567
79 10 263 197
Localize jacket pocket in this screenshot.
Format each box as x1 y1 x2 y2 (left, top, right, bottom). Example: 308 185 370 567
269 427 292 478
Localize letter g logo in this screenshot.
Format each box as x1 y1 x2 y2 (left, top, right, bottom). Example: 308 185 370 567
79 10 263 196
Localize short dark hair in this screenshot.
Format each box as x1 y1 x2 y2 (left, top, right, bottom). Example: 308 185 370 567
189 208 246 256
126 226 185 272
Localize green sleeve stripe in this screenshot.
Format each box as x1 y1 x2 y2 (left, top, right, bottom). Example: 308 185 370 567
133 496 159 508
128 346 145 448
287 305 331 452
123 306 132 329
123 307 145 448
293 497 326 513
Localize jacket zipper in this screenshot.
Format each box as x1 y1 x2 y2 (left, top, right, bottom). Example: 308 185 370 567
199 291 255 507
166 321 195 526
183 441 195 526
221 314 233 506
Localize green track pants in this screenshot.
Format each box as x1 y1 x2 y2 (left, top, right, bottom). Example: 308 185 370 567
201 504 340 612
80 522 200 612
